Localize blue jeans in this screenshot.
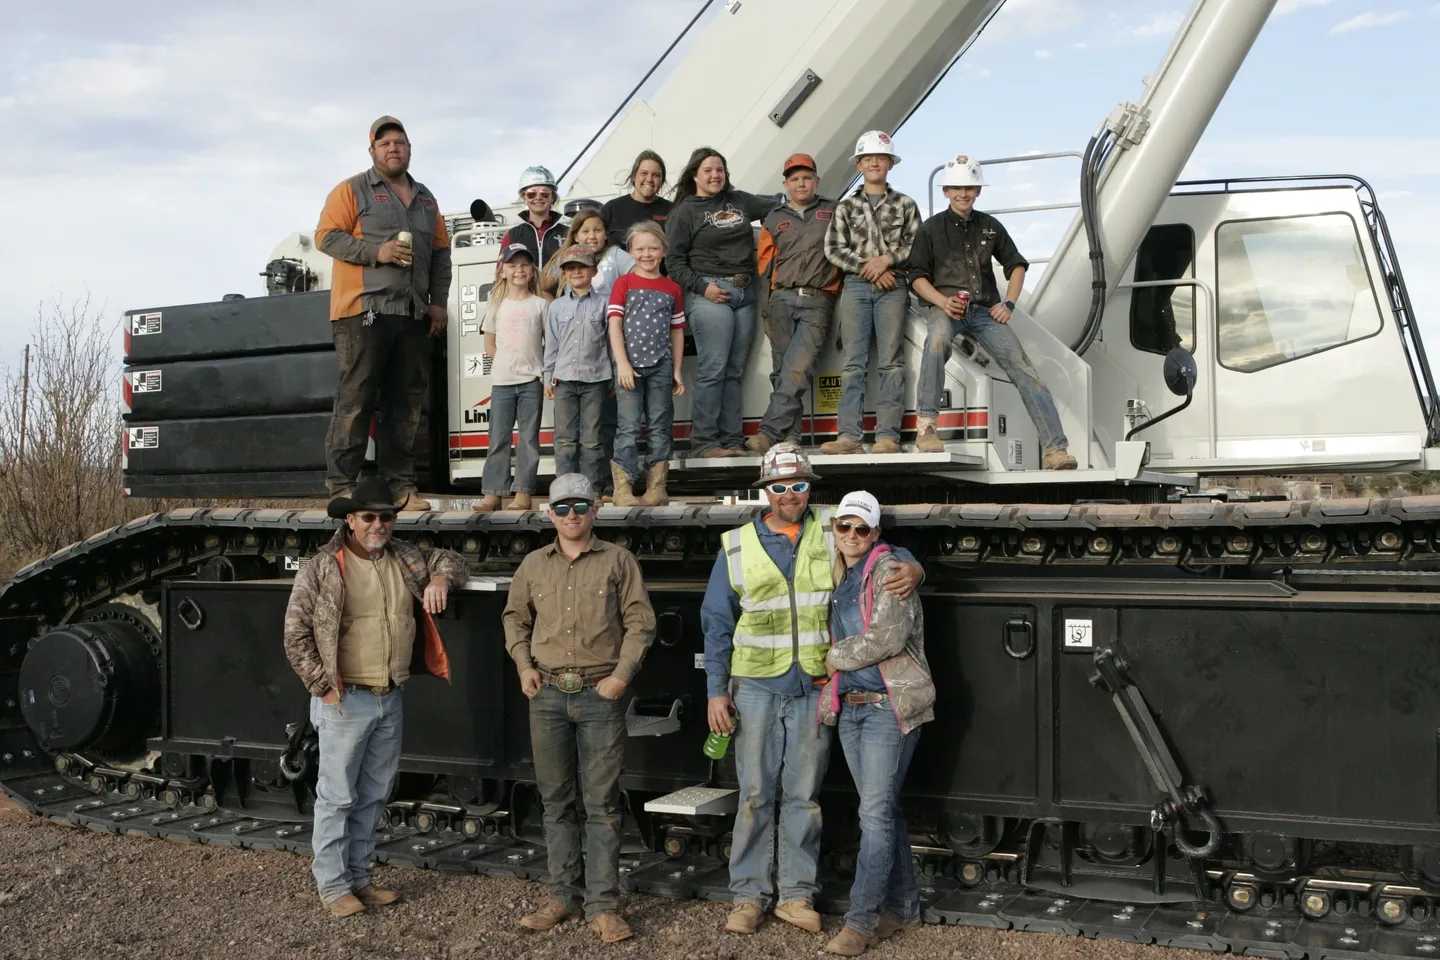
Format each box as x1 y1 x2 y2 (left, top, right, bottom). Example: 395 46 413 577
687 277 757 452
553 379 608 490
481 379 542 496
729 679 831 907
837 278 908 442
759 288 835 441
529 684 628 918
310 687 404 902
837 702 921 934
916 301 1068 451
614 362 674 482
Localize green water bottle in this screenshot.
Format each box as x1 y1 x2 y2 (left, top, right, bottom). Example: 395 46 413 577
703 730 732 760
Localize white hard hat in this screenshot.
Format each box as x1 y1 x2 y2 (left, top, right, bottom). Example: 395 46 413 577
850 130 901 165
518 165 557 193
940 154 986 188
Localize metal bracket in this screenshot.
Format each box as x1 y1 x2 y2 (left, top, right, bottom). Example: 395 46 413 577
769 69 821 128
1104 101 1151 147
625 697 685 737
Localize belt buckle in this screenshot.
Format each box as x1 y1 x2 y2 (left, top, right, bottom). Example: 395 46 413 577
730 273 749 287
556 671 584 694
797 287 812 298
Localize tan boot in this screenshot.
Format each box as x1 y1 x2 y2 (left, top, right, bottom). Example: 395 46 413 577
725 901 764 935
353 884 401 908
399 492 432 511
324 893 366 918
590 912 634 943
914 419 945 453
819 435 864 455
875 913 916 941
774 899 822 933
1043 446 1078 470
871 436 901 454
518 897 576 931
640 461 669 506
508 491 533 510
472 494 502 514
610 461 639 507
823 925 873 956
744 433 773 454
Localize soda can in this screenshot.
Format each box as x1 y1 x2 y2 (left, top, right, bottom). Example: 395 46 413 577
954 288 972 310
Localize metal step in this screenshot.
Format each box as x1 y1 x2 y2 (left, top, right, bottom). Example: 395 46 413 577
642 785 739 816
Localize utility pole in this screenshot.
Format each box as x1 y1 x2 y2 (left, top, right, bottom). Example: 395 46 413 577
18 343 30 461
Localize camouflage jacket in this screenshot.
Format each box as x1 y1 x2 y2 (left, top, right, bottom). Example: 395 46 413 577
820 550 935 734
283 528 466 698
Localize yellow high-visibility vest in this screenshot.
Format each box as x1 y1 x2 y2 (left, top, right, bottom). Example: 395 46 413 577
721 512 834 679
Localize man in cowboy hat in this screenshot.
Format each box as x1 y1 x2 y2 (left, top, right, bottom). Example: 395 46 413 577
283 476 466 918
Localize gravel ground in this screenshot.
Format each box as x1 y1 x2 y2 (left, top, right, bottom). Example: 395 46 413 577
0 801 1211 960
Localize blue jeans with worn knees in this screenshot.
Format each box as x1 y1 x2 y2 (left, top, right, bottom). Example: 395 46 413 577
311 687 405 902
837 278 908 442
553 379 608 490
728 680 831 907
916 301 1068 451
481 378 543 496
686 277 757 451
837 702 921 934
613 363 674 482
528 684 627 918
759 289 834 441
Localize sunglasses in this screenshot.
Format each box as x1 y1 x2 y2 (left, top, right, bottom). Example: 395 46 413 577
766 481 810 495
522 190 552 200
834 519 873 537
356 511 396 524
551 500 593 517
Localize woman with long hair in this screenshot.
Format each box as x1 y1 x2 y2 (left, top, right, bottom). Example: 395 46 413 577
600 150 672 247
540 208 634 299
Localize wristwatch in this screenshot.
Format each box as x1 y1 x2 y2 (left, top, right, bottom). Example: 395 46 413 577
1003 299 1016 311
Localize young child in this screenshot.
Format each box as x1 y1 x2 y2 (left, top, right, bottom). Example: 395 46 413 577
607 221 686 506
821 130 920 455
541 209 634 299
543 245 611 492
475 246 547 513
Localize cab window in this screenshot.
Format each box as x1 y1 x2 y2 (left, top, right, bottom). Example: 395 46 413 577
1130 224 1195 354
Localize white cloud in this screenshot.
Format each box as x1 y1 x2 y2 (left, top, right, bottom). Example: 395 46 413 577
1330 10 1411 34
1276 0 1333 14
1130 11 1184 37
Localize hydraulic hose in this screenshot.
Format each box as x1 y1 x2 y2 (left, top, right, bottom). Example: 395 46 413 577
1070 129 1114 356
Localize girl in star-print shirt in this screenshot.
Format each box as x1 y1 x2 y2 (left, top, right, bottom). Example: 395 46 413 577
606 220 686 506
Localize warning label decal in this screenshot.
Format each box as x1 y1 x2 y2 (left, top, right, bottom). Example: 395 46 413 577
126 426 159 450
130 370 162 393
130 312 162 336
814 374 841 414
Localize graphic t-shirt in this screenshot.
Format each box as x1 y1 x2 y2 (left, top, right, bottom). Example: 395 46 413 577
606 273 686 369
485 295 547 385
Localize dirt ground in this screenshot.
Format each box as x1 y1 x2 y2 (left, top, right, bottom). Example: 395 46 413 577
0 801 1211 960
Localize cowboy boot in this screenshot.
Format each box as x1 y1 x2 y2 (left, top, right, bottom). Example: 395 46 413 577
640 462 669 506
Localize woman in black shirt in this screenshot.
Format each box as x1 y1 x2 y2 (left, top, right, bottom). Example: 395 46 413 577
600 150 673 248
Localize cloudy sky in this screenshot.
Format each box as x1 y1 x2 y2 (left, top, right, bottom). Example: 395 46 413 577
2 0 1437 379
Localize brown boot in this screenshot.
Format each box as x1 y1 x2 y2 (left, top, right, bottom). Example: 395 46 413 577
640 462 669 506
819 435 864 455
725 901 764 935
875 912 917 941
353 884 401 908
823 925 873 956
508 491 534 510
1043 446 1078 470
694 446 739 459
324 893 366 918
519 897 576 931
744 433 773 454
914 419 945 453
610 461 639 507
775 899 822 933
590 912 634 943
399 492 432 511
472 494 502 514
871 436 901 454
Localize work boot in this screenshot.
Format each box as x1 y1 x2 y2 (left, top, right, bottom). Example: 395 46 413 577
1043 446 1078 470
725 902 764 935
693 446 739 459
519 897 576 931
590 912 634 943
875 913 917 941
774 899 822 933
871 436 901 454
823 925 873 956
324 893 366 918
471 494 502 514
353 884 401 908
640 462 669 507
819 435 864 455
610 461 639 507
744 433 773 454
914 419 945 453
508 491 533 510
399 492 432 511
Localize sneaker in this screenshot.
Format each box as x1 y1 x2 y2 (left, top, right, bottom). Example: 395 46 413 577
871 436 901 454
353 884 401 908
1043 447 1078 470
875 912 917 941
823 925 873 956
774 899 822 933
323 893 366 918
914 421 945 453
725 901 764 935
744 433 773 454
519 897 576 931
818 436 864 455
590 912 634 943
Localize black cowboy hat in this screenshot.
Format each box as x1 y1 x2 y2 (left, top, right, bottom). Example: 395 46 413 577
326 476 403 520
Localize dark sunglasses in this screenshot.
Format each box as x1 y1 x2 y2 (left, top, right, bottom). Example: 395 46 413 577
356 511 396 524
834 519 873 537
522 189 552 200
766 480 810 495
552 500 593 517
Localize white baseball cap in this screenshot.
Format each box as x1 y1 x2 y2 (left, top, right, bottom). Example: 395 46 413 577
835 490 881 528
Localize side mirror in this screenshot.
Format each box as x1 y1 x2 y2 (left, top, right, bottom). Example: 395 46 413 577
1163 347 1197 397
469 199 495 223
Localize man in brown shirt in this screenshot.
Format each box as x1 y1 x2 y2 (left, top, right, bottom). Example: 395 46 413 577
502 472 655 943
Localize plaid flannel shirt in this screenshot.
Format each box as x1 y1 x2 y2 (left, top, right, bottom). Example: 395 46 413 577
822 186 921 275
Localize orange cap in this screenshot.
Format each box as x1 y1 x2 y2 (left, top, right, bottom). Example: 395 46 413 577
782 152 817 176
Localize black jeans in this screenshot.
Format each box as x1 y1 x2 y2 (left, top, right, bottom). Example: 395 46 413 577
325 313 431 498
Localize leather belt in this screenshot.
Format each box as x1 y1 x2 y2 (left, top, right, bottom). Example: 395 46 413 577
538 666 609 694
843 691 888 705
344 683 398 697
720 273 752 288
778 285 832 298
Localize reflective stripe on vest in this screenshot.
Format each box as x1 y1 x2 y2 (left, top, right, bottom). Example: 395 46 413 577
721 513 835 679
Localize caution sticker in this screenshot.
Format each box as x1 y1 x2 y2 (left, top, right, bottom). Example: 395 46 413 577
461 284 478 303
814 374 841 414
460 321 479 337
463 353 492 378
1063 618 1094 650
130 312 162 336
130 370 162 393
126 426 159 450
461 302 478 321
